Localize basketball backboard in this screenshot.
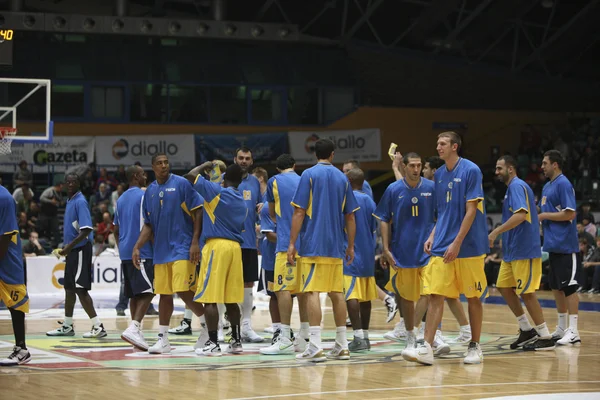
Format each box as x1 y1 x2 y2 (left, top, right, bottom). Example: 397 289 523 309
0 77 53 144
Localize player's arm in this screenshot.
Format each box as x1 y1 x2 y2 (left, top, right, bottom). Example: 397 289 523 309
0 232 15 259
345 213 356 264
61 228 92 256
392 152 405 181
190 208 203 264
132 223 153 269
538 209 576 222
539 181 577 222
488 185 528 246
378 220 397 269
61 203 93 256
443 201 477 263
488 210 526 247
266 232 277 243
113 224 120 249
184 162 214 183
288 172 312 264
288 207 305 264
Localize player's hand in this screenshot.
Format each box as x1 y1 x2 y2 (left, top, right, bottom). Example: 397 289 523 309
538 213 546 222
443 241 461 264
132 247 141 270
392 151 403 170
59 245 72 257
424 237 433 255
287 244 297 265
488 231 498 249
256 202 264 214
383 249 398 270
190 243 200 264
583 262 592 268
345 246 355 265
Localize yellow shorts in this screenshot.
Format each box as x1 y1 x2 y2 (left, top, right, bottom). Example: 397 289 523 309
300 257 343 293
273 252 301 293
0 281 29 313
424 256 488 299
385 268 423 302
496 258 542 295
343 275 377 302
154 260 198 295
194 238 244 304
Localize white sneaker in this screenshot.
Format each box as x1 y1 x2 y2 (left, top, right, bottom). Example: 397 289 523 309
556 327 581 345
401 332 417 361
551 326 566 341
384 295 398 323
83 324 107 338
451 327 472 344
413 342 434 365
121 327 149 351
46 323 75 336
294 336 309 353
383 320 407 341
260 336 294 355
416 324 425 341
263 326 275 334
148 335 171 354
241 325 264 343
296 342 326 362
195 340 221 356
433 330 451 355
0 346 31 366
325 342 350 360
464 342 483 364
194 327 209 350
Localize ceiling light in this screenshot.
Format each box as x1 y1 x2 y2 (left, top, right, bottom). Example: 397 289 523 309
197 23 209 34
83 18 96 30
112 19 124 32
251 26 263 37
169 21 181 34
141 20 153 33
53 16 66 29
224 24 236 35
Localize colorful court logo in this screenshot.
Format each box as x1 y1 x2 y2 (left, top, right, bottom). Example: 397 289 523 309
52 263 66 289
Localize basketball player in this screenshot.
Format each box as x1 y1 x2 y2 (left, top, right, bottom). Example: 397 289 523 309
253 167 269 199
46 174 105 338
133 153 206 354
538 150 581 345
258 198 281 338
260 154 310 356
375 153 445 359
0 183 30 365
234 147 264 343
289 139 358 362
115 165 156 350
185 162 247 356
342 159 373 198
343 168 377 352
409 132 488 365
487 156 555 351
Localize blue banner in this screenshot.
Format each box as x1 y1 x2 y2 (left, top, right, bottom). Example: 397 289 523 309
194 133 289 165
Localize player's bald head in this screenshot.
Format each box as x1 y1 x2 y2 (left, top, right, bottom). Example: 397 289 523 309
345 168 364 191
126 165 141 183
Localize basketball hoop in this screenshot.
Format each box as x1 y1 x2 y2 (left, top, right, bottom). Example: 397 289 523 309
0 127 17 155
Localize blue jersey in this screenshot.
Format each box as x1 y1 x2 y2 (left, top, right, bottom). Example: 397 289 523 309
431 158 488 258
374 178 435 268
266 171 301 253
362 181 374 199
502 177 542 261
291 162 359 259
540 174 578 254
64 192 94 248
143 174 203 264
193 175 247 243
259 201 277 271
0 185 24 285
114 187 153 261
344 191 377 277
238 174 261 249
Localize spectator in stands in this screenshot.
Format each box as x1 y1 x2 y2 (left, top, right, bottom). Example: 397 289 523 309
582 215 598 237
579 146 598 180
94 203 109 225
577 202 595 224
484 239 503 287
13 160 32 188
18 212 30 239
38 182 64 248
95 183 112 208
580 238 600 294
81 170 95 199
27 201 40 229
115 165 127 184
95 212 113 244
577 223 596 248
23 231 46 257
13 183 34 213
95 168 118 190
111 184 124 211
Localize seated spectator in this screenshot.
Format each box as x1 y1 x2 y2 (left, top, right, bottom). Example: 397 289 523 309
581 237 600 294
115 165 127 184
18 212 30 239
94 203 109 224
95 212 113 244
95 168 118 190
577 202 595 224
13 183 34 204
13 160 33 188
111 184 124 211
81 169 95 199
582 215 597 238
23 231 46 257
95 183 112 208
27 201 40 228
577 222 596 248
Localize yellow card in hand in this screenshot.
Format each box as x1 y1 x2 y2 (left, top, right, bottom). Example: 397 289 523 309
388 143 398 160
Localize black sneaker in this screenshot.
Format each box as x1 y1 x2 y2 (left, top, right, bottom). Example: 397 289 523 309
523 338 556 351
510 329 537 349
168 319 192 335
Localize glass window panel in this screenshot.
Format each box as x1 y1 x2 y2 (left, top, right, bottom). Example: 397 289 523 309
168 85 208 123
287 87 320 125
251 89 283 123
130 84 168 122
51 84 84 118
209 86 247 124
324 87 355 122
91 87 124 119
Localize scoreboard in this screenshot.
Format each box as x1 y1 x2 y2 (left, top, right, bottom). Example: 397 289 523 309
0 29 14 66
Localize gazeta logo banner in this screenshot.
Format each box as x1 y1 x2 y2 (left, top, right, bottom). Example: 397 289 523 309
96 135 195 168
288 129 381 165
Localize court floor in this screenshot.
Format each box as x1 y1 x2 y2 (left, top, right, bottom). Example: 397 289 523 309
1 289 599 400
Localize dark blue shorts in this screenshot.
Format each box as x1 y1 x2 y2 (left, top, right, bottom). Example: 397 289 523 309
122 259 154 298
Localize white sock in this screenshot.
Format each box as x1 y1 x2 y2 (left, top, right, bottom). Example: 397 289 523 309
159 325 169 336
281 324 291 340
309 326 321 347
242 287 253 325
336 326 348 348
300 322 310 339
535 322 551 339
200 314 206 325
273 323 281 332
363 330 369 340
517 314 532 331
558 313 568 331
569 314 578 332
460 324 471 332
184 308 193 320
91 316 101 327
64 316 73 326
354 329 364 339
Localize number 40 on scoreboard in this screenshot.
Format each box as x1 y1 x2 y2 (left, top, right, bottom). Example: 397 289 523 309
0 29 14 41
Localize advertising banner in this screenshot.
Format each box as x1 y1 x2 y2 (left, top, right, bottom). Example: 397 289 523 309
96 135 196 168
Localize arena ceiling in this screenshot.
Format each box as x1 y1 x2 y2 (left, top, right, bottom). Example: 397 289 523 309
12 0 600 83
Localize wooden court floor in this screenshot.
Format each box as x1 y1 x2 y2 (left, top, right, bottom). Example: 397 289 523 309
1 289 599 400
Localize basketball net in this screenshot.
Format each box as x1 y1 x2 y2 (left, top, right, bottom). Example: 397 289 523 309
0 127 17 155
